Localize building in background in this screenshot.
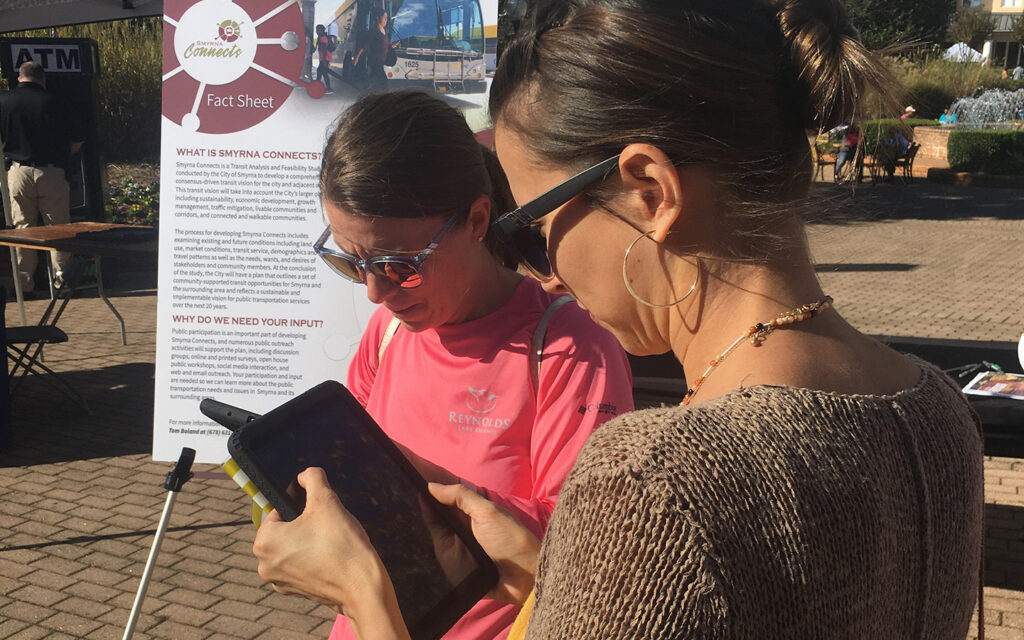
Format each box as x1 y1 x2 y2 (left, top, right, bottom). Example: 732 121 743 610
971 0 1024 68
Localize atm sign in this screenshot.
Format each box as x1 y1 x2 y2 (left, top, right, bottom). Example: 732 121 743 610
12 44 82 73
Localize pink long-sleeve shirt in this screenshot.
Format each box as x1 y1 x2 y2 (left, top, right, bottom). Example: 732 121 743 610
330 278 633 640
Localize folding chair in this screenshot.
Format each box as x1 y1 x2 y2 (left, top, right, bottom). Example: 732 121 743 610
0 289 11 450
811 133 836 181
5 256 90 413
893 142 921 183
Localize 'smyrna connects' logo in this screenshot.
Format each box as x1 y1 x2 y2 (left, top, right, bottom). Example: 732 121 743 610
172 0 258 89
182 19 245 59
164 0 311 133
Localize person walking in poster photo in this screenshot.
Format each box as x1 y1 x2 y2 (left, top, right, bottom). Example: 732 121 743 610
260 89 632 640
315 24 335 94
0 61 84 298
252 1 983 638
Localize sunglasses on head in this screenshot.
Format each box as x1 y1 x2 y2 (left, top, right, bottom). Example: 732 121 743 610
491 155 620 281
313 213 460 289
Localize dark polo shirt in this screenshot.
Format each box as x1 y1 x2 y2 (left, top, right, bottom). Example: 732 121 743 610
0 81 83 169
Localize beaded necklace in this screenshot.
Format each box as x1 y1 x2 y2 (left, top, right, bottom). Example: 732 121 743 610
682 296 834 406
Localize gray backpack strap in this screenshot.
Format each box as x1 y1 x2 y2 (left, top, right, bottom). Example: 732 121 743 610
377 316 401 363
530 296 574 395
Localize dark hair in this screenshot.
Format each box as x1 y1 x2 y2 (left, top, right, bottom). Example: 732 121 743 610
491 0 898 260
320 89 515 264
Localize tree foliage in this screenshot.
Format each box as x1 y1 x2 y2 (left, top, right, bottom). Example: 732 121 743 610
842 0 958 50
948 6 994 50
1012 14 1024 46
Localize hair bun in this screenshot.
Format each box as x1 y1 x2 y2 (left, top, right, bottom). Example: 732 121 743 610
775 0 888 129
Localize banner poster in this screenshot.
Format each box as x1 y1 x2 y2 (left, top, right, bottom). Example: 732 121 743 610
155 0 498 462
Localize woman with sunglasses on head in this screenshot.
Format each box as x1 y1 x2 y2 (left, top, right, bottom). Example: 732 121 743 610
280 88 633 640
254 1 983 638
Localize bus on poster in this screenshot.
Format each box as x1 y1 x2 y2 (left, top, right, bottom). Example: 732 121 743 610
323 0 494 95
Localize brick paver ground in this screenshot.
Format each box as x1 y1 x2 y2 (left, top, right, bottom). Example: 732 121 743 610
1 274 335 639
1 180 1022 638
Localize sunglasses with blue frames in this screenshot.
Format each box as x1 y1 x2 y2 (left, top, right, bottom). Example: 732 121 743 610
313 213 460 289
491 155 620 281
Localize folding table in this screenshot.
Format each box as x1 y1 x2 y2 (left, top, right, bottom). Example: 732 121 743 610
0 221 157 344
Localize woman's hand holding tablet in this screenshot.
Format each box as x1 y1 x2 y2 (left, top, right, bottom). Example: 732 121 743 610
427 483 540 607
254 468 410 639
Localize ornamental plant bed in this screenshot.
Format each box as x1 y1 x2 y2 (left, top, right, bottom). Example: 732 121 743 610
105 163 160 226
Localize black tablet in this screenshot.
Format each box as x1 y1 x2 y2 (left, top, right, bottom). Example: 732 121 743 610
222 381 497 640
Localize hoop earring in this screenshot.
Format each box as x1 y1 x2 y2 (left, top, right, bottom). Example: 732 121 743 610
622 231 700 308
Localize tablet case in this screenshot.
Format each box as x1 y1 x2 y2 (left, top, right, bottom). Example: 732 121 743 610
222 380 497 639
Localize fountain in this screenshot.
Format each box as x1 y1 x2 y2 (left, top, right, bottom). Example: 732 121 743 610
948 88 1024 128
912 88 1024 168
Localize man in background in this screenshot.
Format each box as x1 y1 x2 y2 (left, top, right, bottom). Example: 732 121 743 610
0 61 83 297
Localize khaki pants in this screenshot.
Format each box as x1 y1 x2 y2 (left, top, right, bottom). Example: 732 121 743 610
7 162 72 291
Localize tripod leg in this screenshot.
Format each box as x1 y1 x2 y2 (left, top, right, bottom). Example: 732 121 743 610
122 491 178 639
122 448 195 640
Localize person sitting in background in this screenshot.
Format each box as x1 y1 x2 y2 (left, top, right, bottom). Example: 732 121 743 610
900 105 916 119
877 125 910 182
833 124 859 181
939 109 958 124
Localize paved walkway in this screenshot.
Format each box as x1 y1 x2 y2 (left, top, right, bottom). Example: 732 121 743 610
1 182 1022 638
0 277 336 639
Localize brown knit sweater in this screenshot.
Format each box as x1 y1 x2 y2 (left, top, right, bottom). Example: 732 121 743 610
526 362 983 638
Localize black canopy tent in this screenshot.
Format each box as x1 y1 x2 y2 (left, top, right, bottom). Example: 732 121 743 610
0 0 162 34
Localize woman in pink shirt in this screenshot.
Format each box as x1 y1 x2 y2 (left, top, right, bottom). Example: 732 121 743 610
293 90 633 639
314 24 333 93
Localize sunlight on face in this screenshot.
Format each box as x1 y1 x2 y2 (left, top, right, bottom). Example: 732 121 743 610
323 203 475 332
494 126 657 354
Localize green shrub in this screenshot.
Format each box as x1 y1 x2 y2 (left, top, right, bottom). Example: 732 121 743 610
906 81 955 120
861 118 938 149
990 78 1024 92
947 130 1024 174
88 19 162 162
875 57 1003 118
